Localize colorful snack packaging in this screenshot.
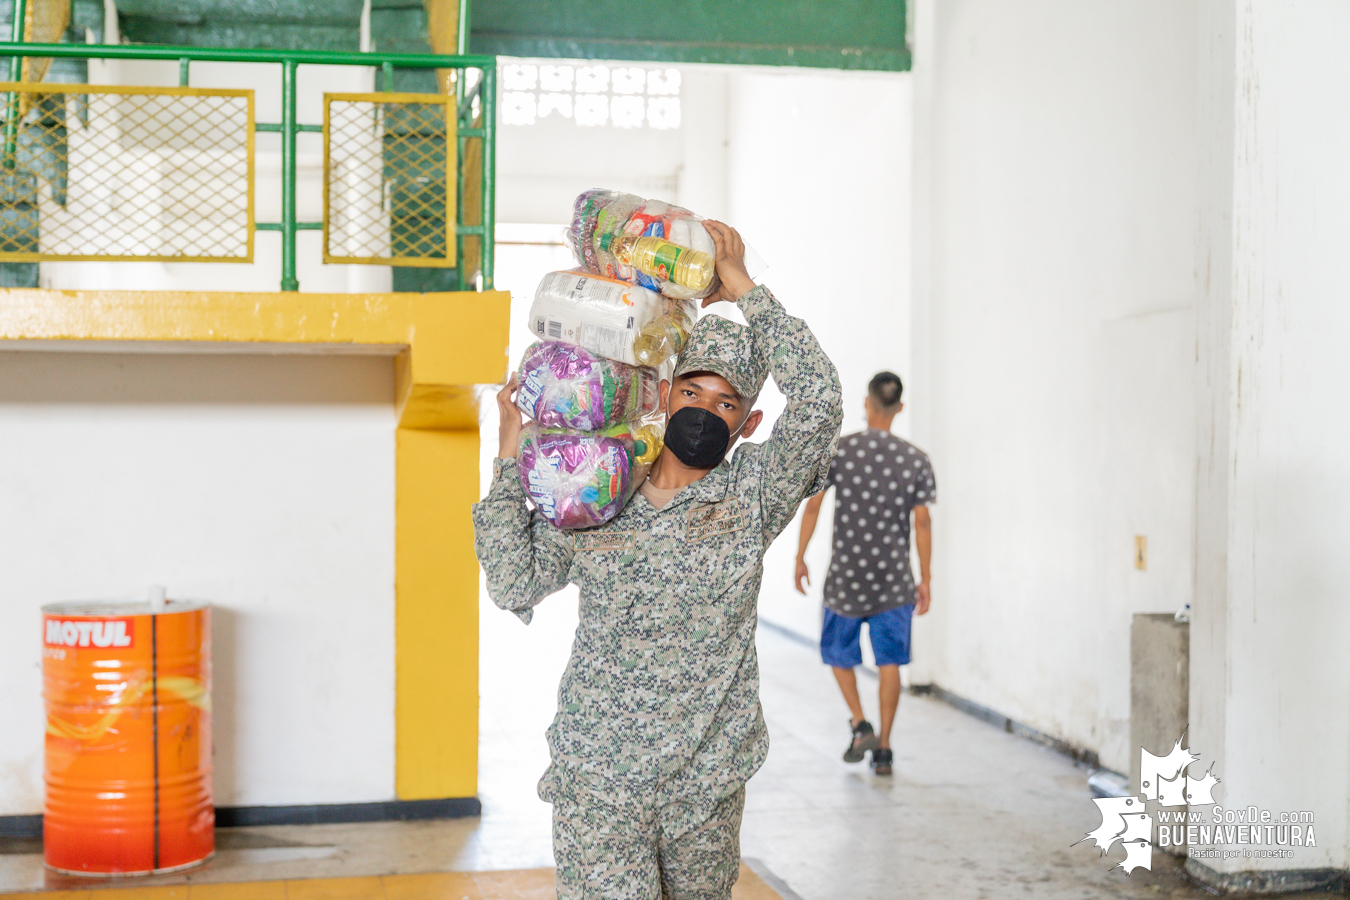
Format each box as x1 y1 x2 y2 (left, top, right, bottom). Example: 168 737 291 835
515 341 660 431
565 189 618 274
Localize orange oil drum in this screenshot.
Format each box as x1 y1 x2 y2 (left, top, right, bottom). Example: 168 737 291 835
42 599 213 875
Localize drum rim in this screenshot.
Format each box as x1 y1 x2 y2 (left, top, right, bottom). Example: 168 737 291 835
45 849 215 877
41 599 209 616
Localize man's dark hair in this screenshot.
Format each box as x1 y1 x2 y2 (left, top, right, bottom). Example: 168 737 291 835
868 371 904 411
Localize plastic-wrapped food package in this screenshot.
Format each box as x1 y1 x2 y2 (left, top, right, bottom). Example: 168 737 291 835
515 341 659 431
565 189 619 274
590 191 644 280
567 190 722 301
518 422 664 530
529 269 699 367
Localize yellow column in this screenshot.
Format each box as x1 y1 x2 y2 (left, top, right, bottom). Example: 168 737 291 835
394 426 482 799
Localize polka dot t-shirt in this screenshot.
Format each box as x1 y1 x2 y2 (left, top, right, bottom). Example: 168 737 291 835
821 429 937 618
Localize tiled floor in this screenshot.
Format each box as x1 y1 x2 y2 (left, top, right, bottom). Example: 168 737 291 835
2 588 1343 898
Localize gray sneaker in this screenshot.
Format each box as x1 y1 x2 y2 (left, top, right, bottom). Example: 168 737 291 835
871 747 894 775
843 720 880 763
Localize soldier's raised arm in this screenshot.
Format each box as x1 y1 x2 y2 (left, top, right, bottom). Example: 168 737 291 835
471 377 575 623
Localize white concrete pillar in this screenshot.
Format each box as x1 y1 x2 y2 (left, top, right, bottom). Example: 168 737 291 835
1190 0 1350 888
906 0 937 689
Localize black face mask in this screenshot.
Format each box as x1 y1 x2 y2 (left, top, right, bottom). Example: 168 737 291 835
665 406 734 468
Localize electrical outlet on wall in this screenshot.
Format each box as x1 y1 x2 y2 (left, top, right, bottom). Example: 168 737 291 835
1134 535 1147 571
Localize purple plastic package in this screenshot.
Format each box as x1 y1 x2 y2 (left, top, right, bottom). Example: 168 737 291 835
515 341 658 431
563 189 618 274
518 424 641 530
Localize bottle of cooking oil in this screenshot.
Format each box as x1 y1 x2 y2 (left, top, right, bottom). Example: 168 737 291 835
628 236 715 292
632 316 689 367
596 232 636 266
597 232 715 292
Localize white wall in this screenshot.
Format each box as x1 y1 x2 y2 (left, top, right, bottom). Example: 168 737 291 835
0 350 397 814
1191 0 1350 876
911 0 1199 772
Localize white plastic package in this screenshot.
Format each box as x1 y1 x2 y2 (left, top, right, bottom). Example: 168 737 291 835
528 269 698 367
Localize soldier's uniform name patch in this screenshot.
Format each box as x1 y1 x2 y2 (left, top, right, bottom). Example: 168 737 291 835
572 530 637 551
686 502 748 541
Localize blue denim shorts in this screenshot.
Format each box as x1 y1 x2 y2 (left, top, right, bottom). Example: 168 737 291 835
820 604 913 668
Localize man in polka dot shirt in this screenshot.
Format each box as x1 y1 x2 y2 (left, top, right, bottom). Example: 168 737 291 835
793 371 935 775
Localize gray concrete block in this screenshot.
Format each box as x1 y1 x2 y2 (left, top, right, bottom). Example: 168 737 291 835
1132 612 1189 855
1130 613 1190 779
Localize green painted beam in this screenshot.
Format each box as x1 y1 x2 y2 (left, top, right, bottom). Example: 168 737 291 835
470 0 909 72
114 0 363 52
117 19 360 52
115 0 363 18
369 1 440 91
0 261 36 285
472 35 907 71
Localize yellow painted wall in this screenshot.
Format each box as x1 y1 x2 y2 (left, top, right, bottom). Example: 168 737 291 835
395 429 481 799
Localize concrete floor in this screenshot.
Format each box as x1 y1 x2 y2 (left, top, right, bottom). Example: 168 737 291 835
2 589 1344 898
0 865 788 899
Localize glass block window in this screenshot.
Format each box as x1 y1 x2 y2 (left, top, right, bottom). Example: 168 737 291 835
501 64 682 130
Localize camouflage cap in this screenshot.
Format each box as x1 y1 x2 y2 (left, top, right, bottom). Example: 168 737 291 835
672 313 769 400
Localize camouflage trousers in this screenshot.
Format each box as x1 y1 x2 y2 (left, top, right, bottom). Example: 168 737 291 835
551 787 746 900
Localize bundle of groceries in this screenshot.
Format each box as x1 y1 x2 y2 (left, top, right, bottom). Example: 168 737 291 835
565 189 720 302
514 339 666 530
515 189 722 530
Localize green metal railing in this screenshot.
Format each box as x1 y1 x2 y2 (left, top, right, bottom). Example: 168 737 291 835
0 40 497 292
3 0 31 168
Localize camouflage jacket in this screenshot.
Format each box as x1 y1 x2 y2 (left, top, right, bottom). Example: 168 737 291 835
472 285 842 817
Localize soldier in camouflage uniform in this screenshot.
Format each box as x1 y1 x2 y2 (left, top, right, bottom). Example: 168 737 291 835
473 221 842 899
